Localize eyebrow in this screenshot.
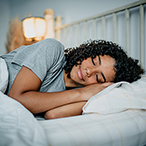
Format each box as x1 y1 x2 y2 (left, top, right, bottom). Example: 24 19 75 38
98 55 106 82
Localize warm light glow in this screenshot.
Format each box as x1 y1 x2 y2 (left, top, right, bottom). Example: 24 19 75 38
22 17 47 41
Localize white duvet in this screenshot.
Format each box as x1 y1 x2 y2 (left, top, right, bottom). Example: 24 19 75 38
0 91 48 146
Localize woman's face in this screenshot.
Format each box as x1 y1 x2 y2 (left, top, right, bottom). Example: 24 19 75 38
70 55 116 86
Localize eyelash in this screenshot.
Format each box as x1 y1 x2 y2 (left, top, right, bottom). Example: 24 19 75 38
96 74 100 83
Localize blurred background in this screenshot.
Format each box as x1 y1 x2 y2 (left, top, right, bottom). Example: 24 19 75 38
0 0 141 55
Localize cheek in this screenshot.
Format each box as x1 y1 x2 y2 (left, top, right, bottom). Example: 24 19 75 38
70 69 74 79
70 66 77 80
85 77 97 85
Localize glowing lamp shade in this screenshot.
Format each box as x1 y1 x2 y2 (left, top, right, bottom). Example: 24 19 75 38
22 17 47 41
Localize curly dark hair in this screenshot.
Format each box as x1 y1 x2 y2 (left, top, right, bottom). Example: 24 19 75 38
64 40 144 83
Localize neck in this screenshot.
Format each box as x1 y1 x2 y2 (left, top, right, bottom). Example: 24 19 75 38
64 71 79 88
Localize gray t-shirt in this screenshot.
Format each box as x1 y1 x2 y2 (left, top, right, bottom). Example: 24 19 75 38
1 38 66 94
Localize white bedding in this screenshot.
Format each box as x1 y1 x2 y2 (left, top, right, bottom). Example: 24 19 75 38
0 58 8 93
0 91 48 146
0 57 146 146
39 109 146 146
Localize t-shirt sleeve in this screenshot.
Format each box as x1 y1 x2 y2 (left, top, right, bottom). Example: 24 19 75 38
11 38 65 81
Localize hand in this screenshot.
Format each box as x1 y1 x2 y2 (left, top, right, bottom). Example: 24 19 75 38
79 82 113 101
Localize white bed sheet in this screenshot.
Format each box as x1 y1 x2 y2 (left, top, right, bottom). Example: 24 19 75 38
39 110 146 146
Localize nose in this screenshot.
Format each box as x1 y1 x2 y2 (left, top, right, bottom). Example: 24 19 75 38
86 66 98 77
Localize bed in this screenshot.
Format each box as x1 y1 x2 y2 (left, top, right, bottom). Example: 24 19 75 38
0 1 146 146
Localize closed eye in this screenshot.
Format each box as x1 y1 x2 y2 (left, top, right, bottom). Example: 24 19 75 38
92 57 100 83
92 56 106 83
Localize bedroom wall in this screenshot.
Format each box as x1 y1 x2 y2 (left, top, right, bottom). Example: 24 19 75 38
0 0 10 55
0 0 140 55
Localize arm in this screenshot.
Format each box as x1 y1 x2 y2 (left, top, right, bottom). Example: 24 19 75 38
44 102 86 120
8 66 111 114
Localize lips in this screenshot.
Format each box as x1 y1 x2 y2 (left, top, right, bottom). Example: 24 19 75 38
78 67 83 80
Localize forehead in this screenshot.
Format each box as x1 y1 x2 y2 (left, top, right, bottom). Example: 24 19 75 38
100 55 116 82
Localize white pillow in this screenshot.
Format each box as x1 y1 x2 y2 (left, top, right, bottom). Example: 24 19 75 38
83 76 146 114
0 58 8 93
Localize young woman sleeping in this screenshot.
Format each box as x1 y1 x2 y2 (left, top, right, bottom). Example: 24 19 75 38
1 39 144 120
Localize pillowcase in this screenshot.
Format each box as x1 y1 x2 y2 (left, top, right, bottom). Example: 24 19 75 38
0 58 8 93
82 76 146 114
